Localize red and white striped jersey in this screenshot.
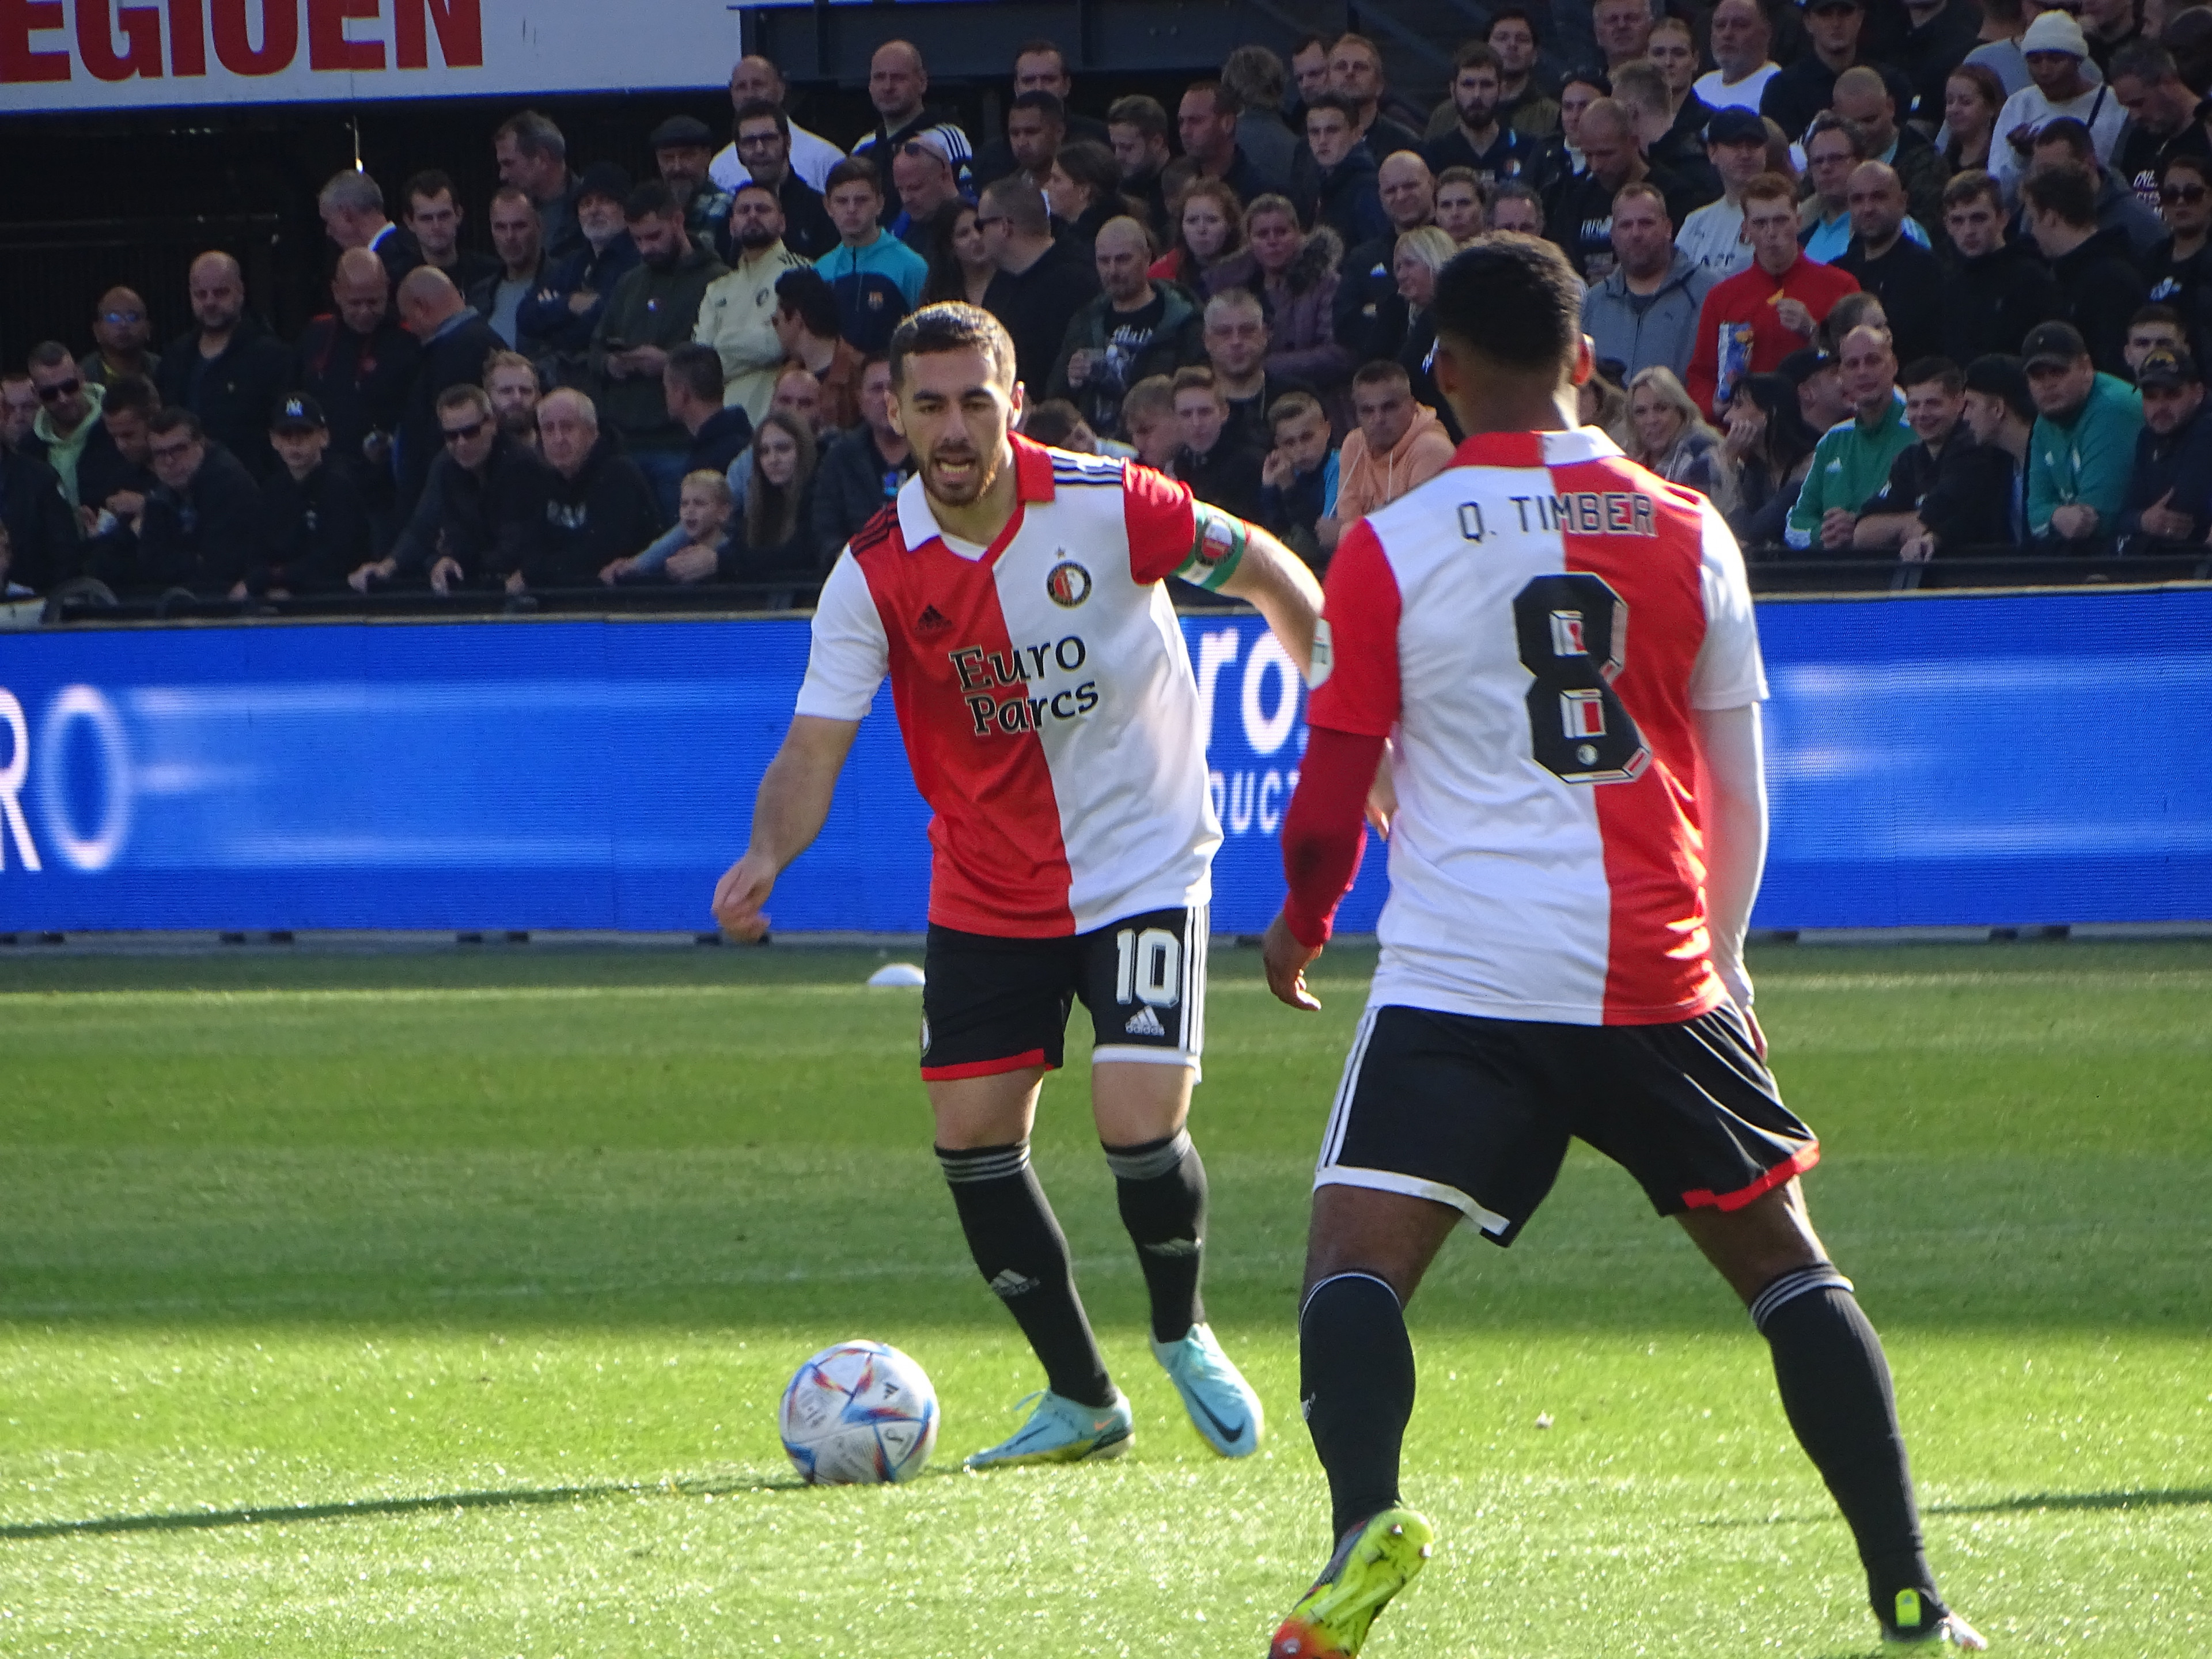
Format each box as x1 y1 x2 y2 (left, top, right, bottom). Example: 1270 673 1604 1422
796 437 1236 937
1307 427 1767 1025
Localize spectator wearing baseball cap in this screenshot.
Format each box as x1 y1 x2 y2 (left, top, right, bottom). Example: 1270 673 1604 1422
2021 319 2143 548
2118 346 2212 551
1991 11 2128 205
255 393 366 596
1761 0 1893 147
1676 107 1772 279
653 114 737 260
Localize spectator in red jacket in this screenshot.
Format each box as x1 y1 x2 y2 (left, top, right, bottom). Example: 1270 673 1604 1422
1685 172 1862 414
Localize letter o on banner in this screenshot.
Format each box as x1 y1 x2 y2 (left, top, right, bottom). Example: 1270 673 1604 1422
37 686 132 872
1240 633 1299 757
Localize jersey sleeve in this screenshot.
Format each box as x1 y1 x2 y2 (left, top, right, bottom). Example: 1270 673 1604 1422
1688 502 1769 711
1304 519 1403 735
793 550 891 721
1121 461 1211 585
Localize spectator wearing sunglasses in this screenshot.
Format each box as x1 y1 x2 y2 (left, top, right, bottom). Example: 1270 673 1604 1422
78 287 160 391
352 384 552 596
2146 154 2212 355
24 340 109 510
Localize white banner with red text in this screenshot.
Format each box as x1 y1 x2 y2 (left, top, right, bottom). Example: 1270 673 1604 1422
0 0 740 111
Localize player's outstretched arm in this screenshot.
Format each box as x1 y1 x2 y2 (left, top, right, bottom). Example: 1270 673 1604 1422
711 714 862 941
1212 518 1325 677
1694 702 1770 1052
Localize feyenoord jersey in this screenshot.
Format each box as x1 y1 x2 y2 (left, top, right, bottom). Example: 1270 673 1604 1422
796 436 1239 937
1307 427 1768 1025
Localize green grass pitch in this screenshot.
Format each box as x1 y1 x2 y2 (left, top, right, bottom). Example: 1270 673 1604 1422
2 938 2207 1657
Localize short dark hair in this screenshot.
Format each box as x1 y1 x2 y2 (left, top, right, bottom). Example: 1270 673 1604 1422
887 302 1017 392
1964 353 2035 424
1055 141 1123 207
436 383 492 420
732 98 790 141
1804 110 1872 160
2022 162 2098 228
2165 151 2212 188
1267 389 1324 428
1304 90 1359 125
1022 398 1088 446
981 175 1052 236
1942 169 2003 214
493 109 566 163
825 157 883 197
2130 302 2185 331
1455 40 1503 75
1010 89 1066 126
402 169 458 213
1352 359 1414 391
1107 94 1171 142
624 180 679 221
26 340 70 373
1185 78 1243 119
1432 233 1582 376
1899 356 1964 394
774 267 842 339
1013 37 1067 74
665 342 725 404
2110 39 2180 84
1488 4 1541 41
102 373 159 418
2032 116 2097 162
147 407 203 441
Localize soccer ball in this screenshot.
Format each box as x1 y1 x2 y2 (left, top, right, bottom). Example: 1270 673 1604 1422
778 1340 940 1484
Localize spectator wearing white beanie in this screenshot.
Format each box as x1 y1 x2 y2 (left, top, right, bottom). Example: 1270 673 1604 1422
1991 11 2128 204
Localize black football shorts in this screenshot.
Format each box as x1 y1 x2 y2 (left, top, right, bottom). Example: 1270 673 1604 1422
919 906 1207 1082
1314 1002 1819 1244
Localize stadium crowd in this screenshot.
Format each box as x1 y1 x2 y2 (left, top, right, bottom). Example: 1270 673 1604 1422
9 6 2212 606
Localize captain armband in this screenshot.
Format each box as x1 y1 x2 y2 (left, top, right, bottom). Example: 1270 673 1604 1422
1175 502 1249 591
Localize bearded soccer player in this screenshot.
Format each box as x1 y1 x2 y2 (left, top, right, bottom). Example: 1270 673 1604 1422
714 303 1324 1468
1257 237 1987 1657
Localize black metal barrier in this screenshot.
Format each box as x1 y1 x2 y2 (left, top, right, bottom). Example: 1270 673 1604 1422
30 552 2212 627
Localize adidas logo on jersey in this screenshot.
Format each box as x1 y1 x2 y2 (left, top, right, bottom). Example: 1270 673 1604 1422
916 604 952 635
988 1268 1040 1299
1124 1006 1166 1037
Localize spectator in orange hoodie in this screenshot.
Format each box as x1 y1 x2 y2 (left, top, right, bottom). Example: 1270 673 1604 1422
1319 359 1457 552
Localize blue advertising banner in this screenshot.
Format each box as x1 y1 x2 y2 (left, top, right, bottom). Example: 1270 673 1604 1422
1 590 2207 934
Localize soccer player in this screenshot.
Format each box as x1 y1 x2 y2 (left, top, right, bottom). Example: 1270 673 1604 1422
713 302 1324 1468
1257 236 1988 1656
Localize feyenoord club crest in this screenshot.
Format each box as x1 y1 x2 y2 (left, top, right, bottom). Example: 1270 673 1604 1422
1046 560 1092 608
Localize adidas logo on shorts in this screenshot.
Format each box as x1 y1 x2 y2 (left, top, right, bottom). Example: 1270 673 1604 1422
988 1268 1040 1299
1124 1006 1166 1037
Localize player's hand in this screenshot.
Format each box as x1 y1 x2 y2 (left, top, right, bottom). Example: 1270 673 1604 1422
1262 912 1323 1011
1365 744 1397 838
713 851 778 941
1715 956 1767 1061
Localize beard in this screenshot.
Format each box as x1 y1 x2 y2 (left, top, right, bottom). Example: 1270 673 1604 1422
1457 94 1497 128
737 225 779 252
919 439 1002 508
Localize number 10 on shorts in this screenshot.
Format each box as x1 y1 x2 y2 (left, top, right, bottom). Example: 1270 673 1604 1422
1115 927 1183 1007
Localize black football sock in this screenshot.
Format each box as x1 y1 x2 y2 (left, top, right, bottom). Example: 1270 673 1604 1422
1300 1271 1416 1541
937 1141 1115 1410
1103 1128 1209 1344
1753 1266 1941 1624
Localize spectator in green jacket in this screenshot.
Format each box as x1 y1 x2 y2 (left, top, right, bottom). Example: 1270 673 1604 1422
590 181 730 520
2021 319 2146 548
1786 322 1915 550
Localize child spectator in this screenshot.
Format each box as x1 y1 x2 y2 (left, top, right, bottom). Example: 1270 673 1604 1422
606 468 736 585
1118 374 1181 472
1257 390 1339 569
